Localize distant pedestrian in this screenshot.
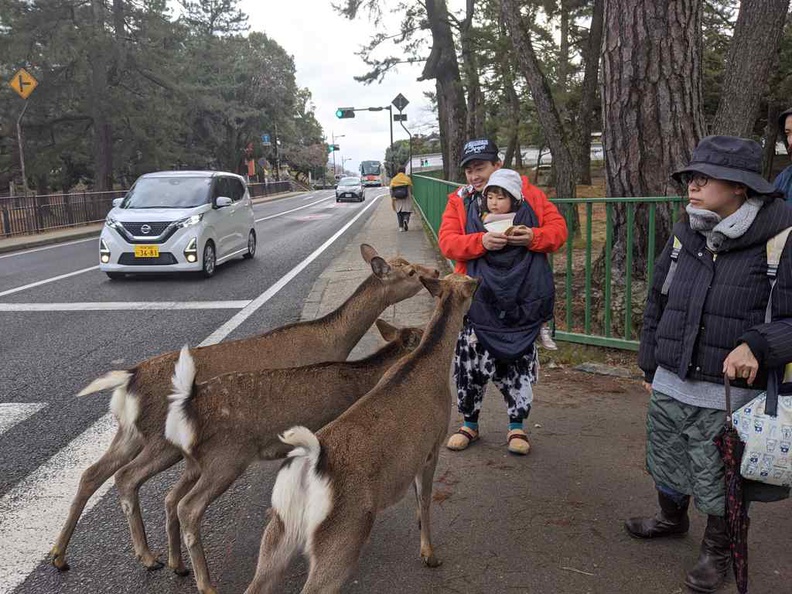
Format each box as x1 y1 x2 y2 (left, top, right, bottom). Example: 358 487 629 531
390 166 413 232
632 135 792 593
774 107 792 203
440 146 567 455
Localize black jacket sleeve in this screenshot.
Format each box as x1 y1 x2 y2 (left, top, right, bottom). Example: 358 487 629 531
638 235 675 382
739 237 792 367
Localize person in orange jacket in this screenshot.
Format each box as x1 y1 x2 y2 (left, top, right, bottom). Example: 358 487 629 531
440 139 568 455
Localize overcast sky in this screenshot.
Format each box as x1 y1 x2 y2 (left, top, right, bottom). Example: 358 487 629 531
241 0 449 175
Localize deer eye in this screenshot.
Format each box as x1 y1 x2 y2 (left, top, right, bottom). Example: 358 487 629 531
408 269 416 276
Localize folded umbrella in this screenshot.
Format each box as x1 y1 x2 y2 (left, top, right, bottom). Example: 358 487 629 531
714 375 748 594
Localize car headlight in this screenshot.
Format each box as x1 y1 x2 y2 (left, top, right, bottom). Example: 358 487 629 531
105 215 121 229
174 214 203 229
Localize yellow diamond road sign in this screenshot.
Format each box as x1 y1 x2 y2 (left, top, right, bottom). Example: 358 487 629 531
9 68 38 99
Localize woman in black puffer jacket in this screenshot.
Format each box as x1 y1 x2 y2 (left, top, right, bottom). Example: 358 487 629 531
629 136 792 594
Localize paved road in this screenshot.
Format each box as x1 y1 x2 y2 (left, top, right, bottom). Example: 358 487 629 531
0 188 389 594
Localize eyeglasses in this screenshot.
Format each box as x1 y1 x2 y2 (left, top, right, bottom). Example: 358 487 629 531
679 172 710 188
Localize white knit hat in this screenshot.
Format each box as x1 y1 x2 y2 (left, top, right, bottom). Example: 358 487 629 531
483 169 523 202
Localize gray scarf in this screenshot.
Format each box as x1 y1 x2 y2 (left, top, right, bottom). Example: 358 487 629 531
686 197 763 252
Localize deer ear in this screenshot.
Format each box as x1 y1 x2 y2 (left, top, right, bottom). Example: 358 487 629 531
463 277 480 298
420 275 443 297
360 244 378 264
375 319 398 341
370 256 392 278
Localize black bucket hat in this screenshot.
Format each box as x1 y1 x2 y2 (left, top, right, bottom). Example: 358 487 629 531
671 135 776 196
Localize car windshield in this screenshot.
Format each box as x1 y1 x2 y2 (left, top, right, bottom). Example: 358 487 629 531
121 177 212 209
360 161 380 175
339 178 361 186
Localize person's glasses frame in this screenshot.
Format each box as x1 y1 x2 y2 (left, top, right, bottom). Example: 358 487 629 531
680 172 711 188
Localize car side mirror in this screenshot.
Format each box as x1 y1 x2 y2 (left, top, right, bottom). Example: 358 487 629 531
215 196 233 208
112 198 123 208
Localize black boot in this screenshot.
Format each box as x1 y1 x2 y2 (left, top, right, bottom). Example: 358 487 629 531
684 515 731 593
624 491 690 539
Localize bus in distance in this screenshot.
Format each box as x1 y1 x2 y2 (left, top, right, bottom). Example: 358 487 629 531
360 160 384 187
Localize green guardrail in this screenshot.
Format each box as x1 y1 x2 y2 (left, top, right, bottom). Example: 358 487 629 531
412 174 685 351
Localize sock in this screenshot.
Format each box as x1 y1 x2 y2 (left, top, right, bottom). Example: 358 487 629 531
463 413 479 432
508 422 523 432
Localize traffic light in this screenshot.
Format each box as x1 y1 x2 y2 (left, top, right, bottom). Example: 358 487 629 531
326 144 340 153
335 107 355 119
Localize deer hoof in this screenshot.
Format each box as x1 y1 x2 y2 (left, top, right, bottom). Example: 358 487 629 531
145 558 165 571
422 554 442 568
170 562 190 577
50 549 70 572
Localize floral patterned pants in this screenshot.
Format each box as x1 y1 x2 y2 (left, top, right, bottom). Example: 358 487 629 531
453 320 539 422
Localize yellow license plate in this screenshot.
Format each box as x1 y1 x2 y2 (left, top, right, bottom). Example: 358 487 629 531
134 245 159 258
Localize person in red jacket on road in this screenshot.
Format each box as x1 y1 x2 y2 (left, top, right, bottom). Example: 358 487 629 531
440 139 568 455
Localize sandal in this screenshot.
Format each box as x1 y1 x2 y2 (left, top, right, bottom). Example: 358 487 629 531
446 426 479 451
507 429 531 455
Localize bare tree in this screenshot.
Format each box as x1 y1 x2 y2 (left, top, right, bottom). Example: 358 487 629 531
574 0 604 185
459 0 485 139
711 0 790 137
601 0 705 281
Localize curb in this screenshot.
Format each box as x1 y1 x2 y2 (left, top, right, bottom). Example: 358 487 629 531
0 189 315 256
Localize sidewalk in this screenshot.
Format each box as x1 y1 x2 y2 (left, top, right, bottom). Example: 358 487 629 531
0 190 306 255
293 197 791 593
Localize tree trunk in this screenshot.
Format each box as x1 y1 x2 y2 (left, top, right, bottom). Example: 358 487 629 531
460 0 485 139
90 0 113 191
762 101 782 179
501 61 521 169
501 0 577 203
601 0 705 282
422 0 468 183
574 0 604 185
711 0 789 137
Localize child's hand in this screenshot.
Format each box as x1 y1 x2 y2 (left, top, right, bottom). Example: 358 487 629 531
505 226 534 247
482 232 507 251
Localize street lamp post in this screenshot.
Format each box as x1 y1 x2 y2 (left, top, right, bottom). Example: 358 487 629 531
331 132 345 176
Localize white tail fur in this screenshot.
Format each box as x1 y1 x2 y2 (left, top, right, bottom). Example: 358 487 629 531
272 426 333 555
164 345 197 453
77 370 131 396
77 370 141 430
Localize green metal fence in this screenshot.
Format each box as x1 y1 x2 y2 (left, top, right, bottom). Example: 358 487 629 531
411 174 686 351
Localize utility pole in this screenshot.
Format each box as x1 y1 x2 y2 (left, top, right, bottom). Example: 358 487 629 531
274 122 280 181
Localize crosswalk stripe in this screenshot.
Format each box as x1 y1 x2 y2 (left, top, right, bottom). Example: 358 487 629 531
0 403 47 437
0 301 251 312
0 414 116 594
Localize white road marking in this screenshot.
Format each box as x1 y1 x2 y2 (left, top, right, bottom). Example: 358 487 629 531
202 193 383 345
0 237 98 260
0 414 116 594
255 196 332 222
0 403 47 436
0 192 384 592
0 266 99 299
0 301 251 312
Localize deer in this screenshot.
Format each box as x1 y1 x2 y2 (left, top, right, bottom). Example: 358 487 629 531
162 321 424 594
243 273 479 594
50 244 439 575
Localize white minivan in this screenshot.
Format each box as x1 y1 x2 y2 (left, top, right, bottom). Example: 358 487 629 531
99 171 256 279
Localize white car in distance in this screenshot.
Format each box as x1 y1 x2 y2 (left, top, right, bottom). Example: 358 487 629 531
99 171 256 279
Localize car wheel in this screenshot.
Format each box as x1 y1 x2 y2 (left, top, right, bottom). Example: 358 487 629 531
336 198 341 202
105 272 125 280
202 241 216 278
243 230 256 259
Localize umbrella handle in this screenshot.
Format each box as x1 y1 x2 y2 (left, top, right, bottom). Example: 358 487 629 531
724 374 734 426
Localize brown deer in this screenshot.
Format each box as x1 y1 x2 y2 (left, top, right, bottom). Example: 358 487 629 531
163 321 424 594
50 244 439 574
244 273 478 594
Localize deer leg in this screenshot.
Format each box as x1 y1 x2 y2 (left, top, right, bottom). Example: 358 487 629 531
178 453 248 594
414 444 442 567
165 458 201 576
300 511 374 594
114 441 182 570
243 510 297 594
51 427 143 571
